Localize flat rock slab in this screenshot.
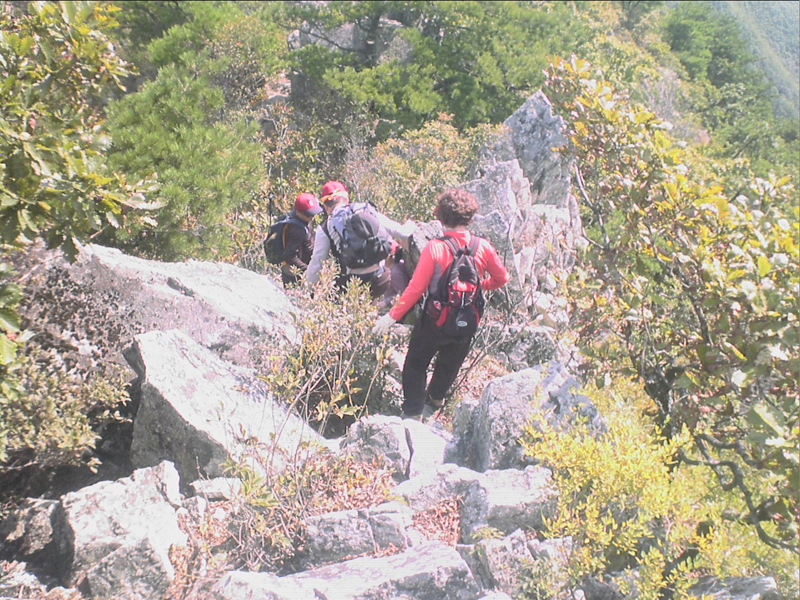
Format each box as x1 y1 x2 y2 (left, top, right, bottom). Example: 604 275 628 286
15 242 297 373
128 329 331 485
214 542 481 600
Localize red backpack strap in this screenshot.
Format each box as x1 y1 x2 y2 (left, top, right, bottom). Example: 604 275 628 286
466 235 481 256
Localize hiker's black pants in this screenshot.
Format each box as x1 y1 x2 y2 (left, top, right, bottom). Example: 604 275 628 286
401 313 473 416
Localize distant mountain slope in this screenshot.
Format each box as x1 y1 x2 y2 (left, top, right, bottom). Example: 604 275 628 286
711 0 800 118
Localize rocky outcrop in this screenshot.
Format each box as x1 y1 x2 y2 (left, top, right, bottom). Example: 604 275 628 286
450 362 605 472
126 329 331 486
214 542 481 600
1 84 788 600
462 91 584 337
14 242 297 374
474 91 574 209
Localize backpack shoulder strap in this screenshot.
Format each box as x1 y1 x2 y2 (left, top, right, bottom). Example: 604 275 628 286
322 219 342 260
466 235 481 256
438 235 461 258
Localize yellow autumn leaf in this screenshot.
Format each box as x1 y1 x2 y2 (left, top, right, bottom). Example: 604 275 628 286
757 255 771 277
664 181 678 202
716 197 730 217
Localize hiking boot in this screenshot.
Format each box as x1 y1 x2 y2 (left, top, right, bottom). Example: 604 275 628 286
421 396 444 422
421 403 437 421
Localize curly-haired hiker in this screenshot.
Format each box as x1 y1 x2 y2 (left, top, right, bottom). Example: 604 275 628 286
373 188 509 420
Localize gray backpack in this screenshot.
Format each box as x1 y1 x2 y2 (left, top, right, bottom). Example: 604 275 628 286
324 203 392 269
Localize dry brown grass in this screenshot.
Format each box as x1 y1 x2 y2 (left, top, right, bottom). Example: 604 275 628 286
412 497 462 546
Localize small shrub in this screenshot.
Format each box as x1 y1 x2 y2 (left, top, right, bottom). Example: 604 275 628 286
225 451 394 573
470 526 505 543
259 266 399 437
0 347 130 495
515 556 559 600
521 379 800 598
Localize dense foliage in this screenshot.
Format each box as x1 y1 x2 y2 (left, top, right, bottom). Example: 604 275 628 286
524 380 799 597
544 55 798 557
101 1 285 260
0 1 153 468
711 0 799 119
661 1 799 182
284 0 591 139
345 114 494 221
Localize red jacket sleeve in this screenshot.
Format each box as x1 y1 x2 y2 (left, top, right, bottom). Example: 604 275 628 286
477 239 510 291
389 245 436 321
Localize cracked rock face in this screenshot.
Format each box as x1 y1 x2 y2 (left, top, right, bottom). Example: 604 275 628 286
214 542 481 600
13 241 298 377
337 415 452 482
127 329 332 487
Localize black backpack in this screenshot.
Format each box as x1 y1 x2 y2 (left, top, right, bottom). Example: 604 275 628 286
263 214 304 265
324 203 392 269
425 235 485 339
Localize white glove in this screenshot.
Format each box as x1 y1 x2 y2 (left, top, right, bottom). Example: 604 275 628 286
373 313 397 336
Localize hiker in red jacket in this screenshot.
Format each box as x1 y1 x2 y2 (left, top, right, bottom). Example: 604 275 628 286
373 188 510 420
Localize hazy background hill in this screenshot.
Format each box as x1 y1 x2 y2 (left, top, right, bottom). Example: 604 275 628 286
711 0 800 118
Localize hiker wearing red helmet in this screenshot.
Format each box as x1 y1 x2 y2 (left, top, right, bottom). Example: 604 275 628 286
307 181 416 300
278 192 323 287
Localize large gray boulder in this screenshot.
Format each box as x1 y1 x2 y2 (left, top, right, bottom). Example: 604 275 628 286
459 467 557 542
15 242 296 374
126 329 331 486
52 461 186 596
338 415 452 481
214 542 481 600
450 362 605 472
687 576 782 600
302 501 422 569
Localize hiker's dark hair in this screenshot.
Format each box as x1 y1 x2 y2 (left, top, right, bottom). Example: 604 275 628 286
434 188 479 228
